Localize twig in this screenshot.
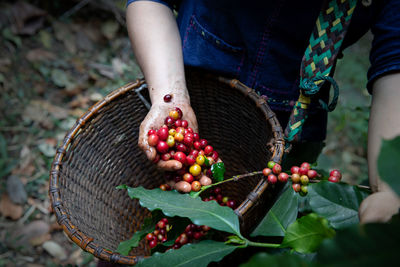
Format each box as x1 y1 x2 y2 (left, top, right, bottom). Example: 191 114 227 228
18 205 36 225
309 179 371 191
60 0 91 21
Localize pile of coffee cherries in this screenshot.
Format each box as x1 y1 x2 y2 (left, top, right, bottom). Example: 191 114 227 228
262 161 342 196
147 107 220 193
202 187 237 209
146 218 171 248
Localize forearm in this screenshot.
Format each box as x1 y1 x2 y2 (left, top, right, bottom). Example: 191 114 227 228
368 73 400 192
126 1 189 105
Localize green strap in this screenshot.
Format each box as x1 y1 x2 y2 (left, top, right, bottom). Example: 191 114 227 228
284 0 357 144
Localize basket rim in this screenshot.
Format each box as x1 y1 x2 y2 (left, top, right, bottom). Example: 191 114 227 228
49 74 285 265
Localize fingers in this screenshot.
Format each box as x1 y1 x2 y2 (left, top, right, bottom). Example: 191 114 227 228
359 191 400 224
157 159 183 171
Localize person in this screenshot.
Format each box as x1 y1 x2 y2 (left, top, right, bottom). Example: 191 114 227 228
125 0 400 223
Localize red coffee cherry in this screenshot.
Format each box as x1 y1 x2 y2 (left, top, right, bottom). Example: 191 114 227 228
157 127 169 141
204 145 213 155
299 166 308 176
329 169 342 180
291 166 300 174
328 176 340 183
148 129 156 136
183 173 194 183
267 174 278 184
149 239 158 248
199 139 208 149
307 169 318 179
163 94 172 102
181 120 189 128
156 141 169 154
186 154 196 165
191 181 202 192
193 133 200 141
300 162 310 170
278 172 289 183
148 134 159 147
272 164 282 174
262 168 272 176
292 183 301 192
174 152 187 164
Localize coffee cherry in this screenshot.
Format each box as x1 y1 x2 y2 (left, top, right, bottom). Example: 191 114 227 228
148 129 156 136
291 173 301 183
183 173 194 183
161 218 169 224
173 243 181 249
227 199 236 209
181 120 189 128
163 94 172 102
211 151 219 161
214 187 222 195
175 181 192 193
156 141 169 154
161 153 171 161
204 145 213 155
193 141 201 150
267 161 276 169
216 194 223 202
157 127 169 141
301 185 308 194
199 139 208 149
149 239 158 248
176 127 185 135
148 134 159 147
186 127 194 134
198 150 205 156
191 181 202 192
153 154 160 163
183 135 194 146
300 175 309 185
168 128 176 136
173 107 183 119
290 166 300 174
166 135 175 147
146 233 155 241
307 169 318 179
272 164 282 174
174 132 184 142
164 116 175 127
328 176 340 183
202 225 211 231
157 220 166 229
175 119 182 127
176 143 188 153
193 232 203 240
278 172 289 183
179 233 189 245
169 110 180 120
292 183 301 192
329 169 342 180
206 156 215 165
262 168 272 176
189 149 199 158
159 184 171 191
299 166 308 176
174 152 187 165
169 150 176 157
186 155 196 165
189 164 202 176
196 155 205 165
267 174 278 184
193 133 200 141
300 162 310 170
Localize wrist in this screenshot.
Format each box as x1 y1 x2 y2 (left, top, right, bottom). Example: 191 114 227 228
150 86 190 106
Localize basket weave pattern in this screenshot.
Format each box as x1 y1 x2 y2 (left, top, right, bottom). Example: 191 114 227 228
49 69 284 265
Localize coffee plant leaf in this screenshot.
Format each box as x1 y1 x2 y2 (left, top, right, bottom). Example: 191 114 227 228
211 162 226 182
250 185 298 237
240 252 315 267
119 186 241 236
117 210 163 255
281 213 335 253
317 214 400 266
378 136 400 196
308 181 369 229
136 240 237 267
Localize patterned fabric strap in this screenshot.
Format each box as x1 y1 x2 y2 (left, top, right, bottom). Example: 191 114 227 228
284 0 357 143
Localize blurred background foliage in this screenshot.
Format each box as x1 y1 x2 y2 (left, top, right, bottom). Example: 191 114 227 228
0 0 371 266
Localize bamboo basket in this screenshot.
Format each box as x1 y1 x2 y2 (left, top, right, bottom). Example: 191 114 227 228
49 68 285 265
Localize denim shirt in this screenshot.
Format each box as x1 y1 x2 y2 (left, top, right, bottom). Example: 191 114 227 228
127 0 400 142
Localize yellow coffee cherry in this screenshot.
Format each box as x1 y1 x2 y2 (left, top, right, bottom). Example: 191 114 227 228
174 132 184 142
189 164 202 177
166 135 175 147
196 155 205 166
169 110 180 120
168 128 176 136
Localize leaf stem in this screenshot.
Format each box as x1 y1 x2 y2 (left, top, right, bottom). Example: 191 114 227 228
246 240 281 248
308 179 371 191
192 171 264 198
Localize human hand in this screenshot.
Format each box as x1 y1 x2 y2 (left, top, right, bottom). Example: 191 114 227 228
359 182 400 224
138 101 198 171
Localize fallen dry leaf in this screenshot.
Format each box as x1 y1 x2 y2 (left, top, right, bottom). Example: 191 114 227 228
0 193 23 220
26 48 56 62
11 220 50 247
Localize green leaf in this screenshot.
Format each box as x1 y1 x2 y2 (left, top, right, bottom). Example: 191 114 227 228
281 213 335 253
308 181 369 229
137 240 237 267
121 186 242 237
251 185 298 237
211 162 226 182
378 136 400 196
240 252 315 267
203 156 210 167
317 214 400 266
117 215 156 255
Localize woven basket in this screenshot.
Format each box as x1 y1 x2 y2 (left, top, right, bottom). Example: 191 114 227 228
49 68 285 265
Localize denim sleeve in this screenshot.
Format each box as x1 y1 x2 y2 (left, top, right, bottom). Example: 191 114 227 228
367 0 400 93
126 0 178 9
